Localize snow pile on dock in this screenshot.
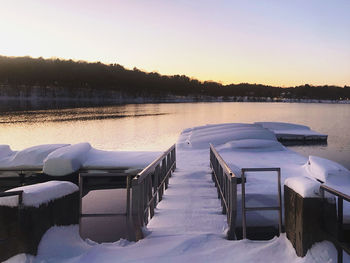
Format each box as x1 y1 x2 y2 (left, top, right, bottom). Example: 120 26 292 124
284 176 321 198
83 149 161 170
305 155 350 183
3 122 342 263
0 145 14 159
0 143 162 176
178 123 277 149
255 122 327 141
0 144 69 169
304 155 350 199
43 143 92 176
0 181 78 208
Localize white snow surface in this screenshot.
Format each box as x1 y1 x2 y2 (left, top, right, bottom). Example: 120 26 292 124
305 155 350 183
82 149 161 169
0 145 14 159
0 144 69 169
284 176 321 198
43 143 92 176
178 123 277 150
7 147 336 263
6 122 340 262
255 122 327 140
0 181 78 208
1 143 162 176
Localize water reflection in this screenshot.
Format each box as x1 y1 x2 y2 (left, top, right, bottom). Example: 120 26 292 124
80 189 133 242
0 102 349 168
0 106 168 123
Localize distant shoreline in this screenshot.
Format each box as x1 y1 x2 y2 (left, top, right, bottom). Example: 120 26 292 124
0 95 349 112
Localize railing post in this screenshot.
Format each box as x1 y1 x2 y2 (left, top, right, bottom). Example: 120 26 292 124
130 178 144 241
126 174 131 216
165 154 170 189
173 147 176 171
241 170 247 239
337 196 344 263
149 175 155 219
79 174 83 216
338 197 344 242
143 179 149 225
209 143 237 240
222 172 227 214
227 176 237 240
277 168 282 235
154 165 160 206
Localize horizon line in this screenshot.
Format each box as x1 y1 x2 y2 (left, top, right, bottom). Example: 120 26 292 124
0 54 348 89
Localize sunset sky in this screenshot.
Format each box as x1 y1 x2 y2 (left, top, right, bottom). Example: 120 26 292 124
1 0 349 86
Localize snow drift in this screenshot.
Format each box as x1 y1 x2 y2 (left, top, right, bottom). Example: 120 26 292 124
0 181 78 208
0 144 69 169
43 143 92 176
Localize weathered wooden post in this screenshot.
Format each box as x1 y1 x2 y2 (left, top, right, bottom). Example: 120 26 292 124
0 182 79 262
284 177 336 257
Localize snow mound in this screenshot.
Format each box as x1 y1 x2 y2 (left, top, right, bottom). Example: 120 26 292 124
0 144 69 169
217 139 285 152
0 181 78 207
43 143 91 176
305 155 350 183
284 176 321 198
255 122 311 131
255 122 327 140
0 145 14 159
83 149 162 169
178 123 276 149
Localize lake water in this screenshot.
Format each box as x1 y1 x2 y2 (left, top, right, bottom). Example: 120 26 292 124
1 102 350 242
1 102 350 168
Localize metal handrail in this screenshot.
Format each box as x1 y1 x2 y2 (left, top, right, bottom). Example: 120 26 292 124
127 144 176 241
135 144 176 183
210 144 238 240
0 168 42 172
210 144 235 177
320 184 350 263
78 172 131 217
320 184 350 202
241 167 282 239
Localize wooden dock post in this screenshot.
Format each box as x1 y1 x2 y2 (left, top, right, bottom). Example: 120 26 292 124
284 185 337 257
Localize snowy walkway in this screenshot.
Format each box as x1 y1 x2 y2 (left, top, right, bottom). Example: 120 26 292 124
10 148 337 263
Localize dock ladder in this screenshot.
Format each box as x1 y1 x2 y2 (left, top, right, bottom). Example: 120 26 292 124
241 167 282 239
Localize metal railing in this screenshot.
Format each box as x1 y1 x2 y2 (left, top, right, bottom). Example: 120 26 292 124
0 168 42 189
79 172 132 217
77 145 176 241
210 144 237 240
210 144 282 240
241 168 282 239
320 184 350 263
130 144 176 240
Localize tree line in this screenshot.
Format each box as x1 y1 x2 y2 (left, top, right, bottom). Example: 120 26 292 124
0 55 349 100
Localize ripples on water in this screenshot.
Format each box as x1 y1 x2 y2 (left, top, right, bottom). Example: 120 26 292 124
0 102 349 168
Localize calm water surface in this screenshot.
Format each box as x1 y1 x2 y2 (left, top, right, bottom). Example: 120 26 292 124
1 102 350 168
1 102 350 242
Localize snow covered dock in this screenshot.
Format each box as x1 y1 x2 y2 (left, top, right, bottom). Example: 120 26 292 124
0 143 161 175
2 122 345 262
255 122 328 141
